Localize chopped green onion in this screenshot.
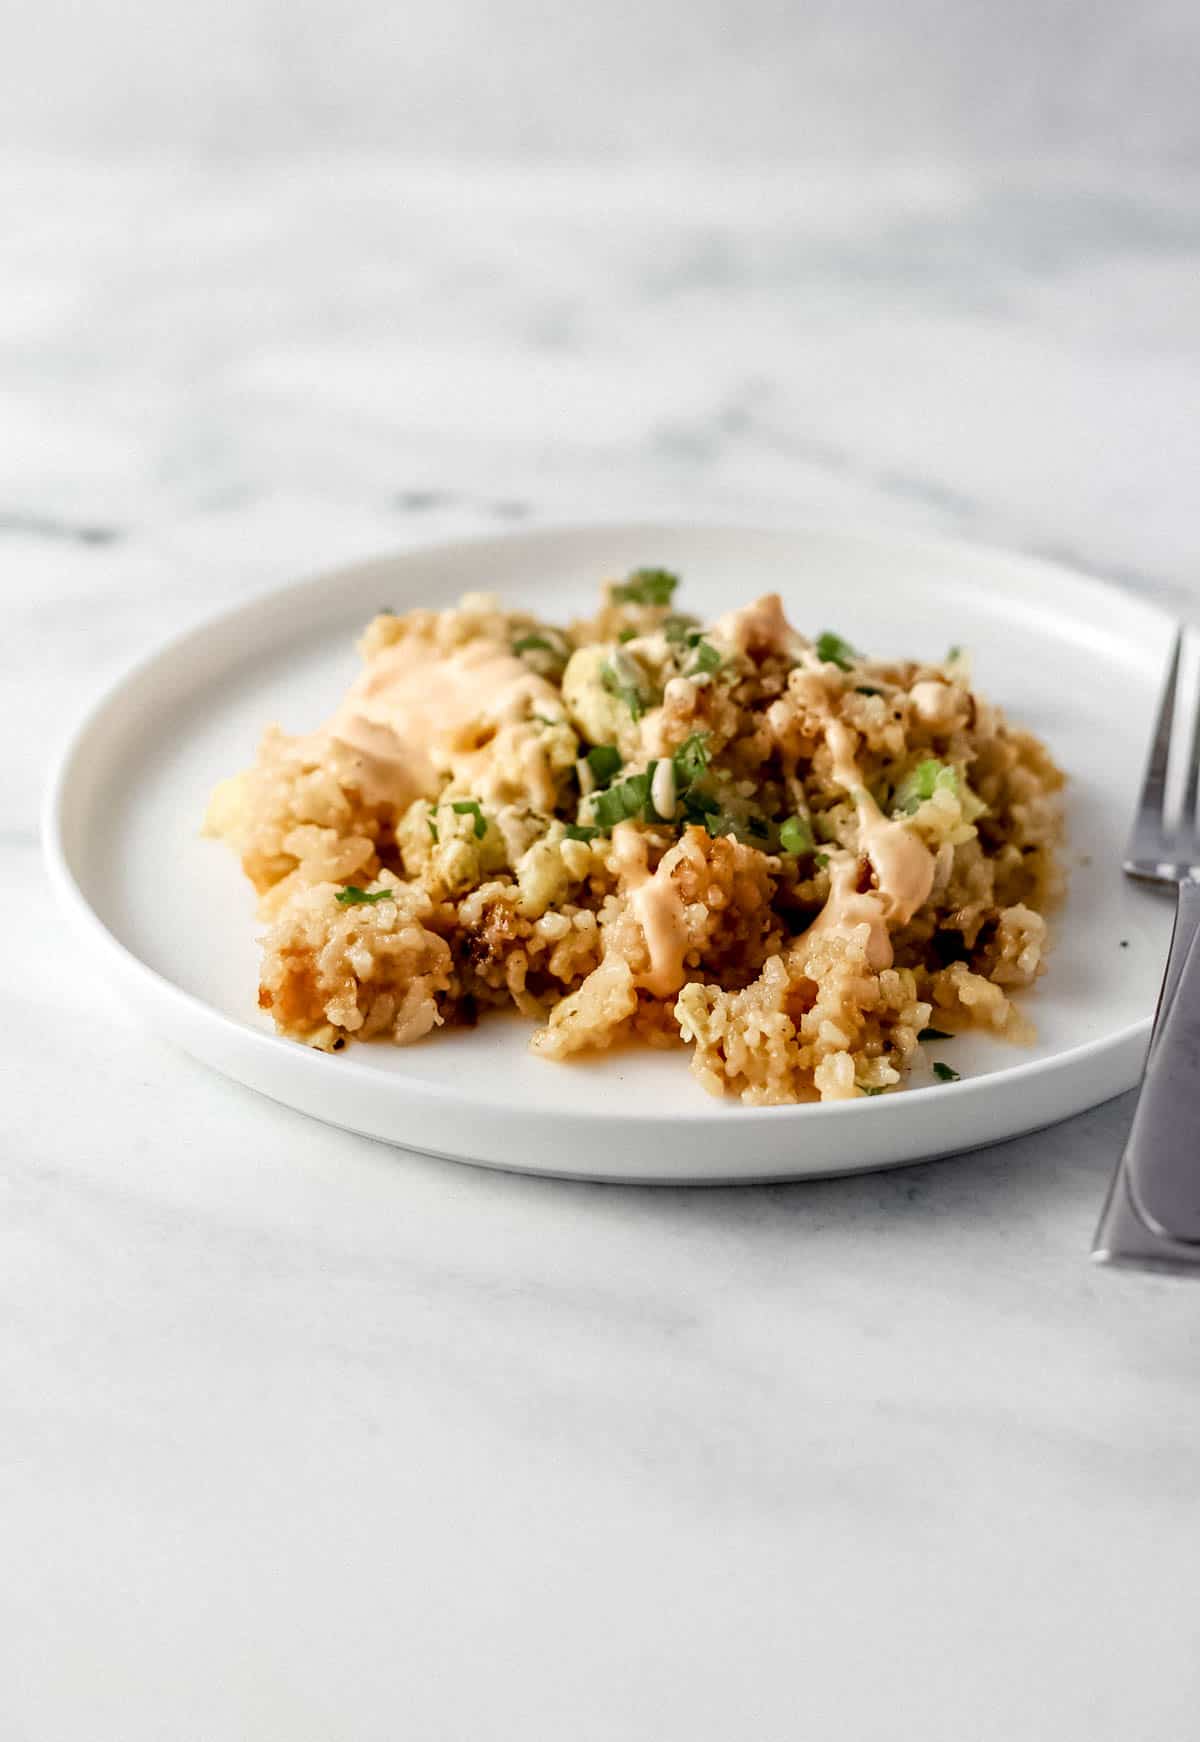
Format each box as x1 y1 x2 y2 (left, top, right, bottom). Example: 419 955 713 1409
748 816 770 840
694 807 758 843
919 1025 953 1041
700 812 738 839
855 685 883 697
533 713 559 728
591 772 652 830
858 1084 887 1097
564 823 599 842
617 626 638 643
816 631 860 671
671 732 710 785
427 809 438 842
814 852 830 869
779 815 816 857
689 639 722 676
894 759 958 815
663 615 701 647
586 744 623 784
946 644 963 662
601 657 645 721
681 789 720 826
512 633 555 656
643 758 670 823
335 885 396 906
612 568 679 607
932 1061 961 1084
451 799 488 839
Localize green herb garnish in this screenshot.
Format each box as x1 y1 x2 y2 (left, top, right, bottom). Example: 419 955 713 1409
700 811 738 839
779 815 816 857
663 615 701 647
946 644 963 662
855 685 883 697
427 809 438 842
617 626 638 643
816 631 859 671
564 823 599 841
689 639 721 676
672 732 710 785
858 1084 887 1097
894 759 958 814
601 656 646 721
591 772 652 830
643 759 671 823
512 633 555 656
451 799 488 839
612 568 679 607
335 885 396 906
932 1061 961 1084
814 852 830 869
919 1026 953 1041
681 788 720 826
692 807 760 843
586 744 623 784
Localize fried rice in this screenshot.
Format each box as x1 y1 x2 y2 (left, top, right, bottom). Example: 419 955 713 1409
204 569 1064 1103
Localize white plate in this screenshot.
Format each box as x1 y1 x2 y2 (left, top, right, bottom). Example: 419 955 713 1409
44 522 1175 1182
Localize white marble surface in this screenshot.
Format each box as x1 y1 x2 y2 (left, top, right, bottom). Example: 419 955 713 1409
7 1 1200 167
5 157 1200 1738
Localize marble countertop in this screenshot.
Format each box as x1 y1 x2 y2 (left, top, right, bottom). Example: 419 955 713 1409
5 156 1200 1738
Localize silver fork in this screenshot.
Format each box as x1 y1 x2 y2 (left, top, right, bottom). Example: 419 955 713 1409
1093 628 1200 1273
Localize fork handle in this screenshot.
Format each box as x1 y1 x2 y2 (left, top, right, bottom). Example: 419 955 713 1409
1124 879 1200 1244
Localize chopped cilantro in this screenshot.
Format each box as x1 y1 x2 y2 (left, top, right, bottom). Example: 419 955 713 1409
564 823 599 841
689 639 722 676
816 631 860 671
672 732 710 785
451 799 488 839
932 1061 961 1084
612 568 679 607
591 772 651 830
919 1026 953 1041
779 815 816 857
894 759 958 814
335 885 396 906
586 744 623 784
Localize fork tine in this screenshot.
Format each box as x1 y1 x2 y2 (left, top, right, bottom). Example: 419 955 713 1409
1142 630 1182 817
1181 636 1200 843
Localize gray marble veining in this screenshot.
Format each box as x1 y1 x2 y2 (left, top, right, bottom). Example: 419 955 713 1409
3 157 1200 1739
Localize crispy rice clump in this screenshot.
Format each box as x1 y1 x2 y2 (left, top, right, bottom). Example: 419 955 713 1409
206 574 1064 1102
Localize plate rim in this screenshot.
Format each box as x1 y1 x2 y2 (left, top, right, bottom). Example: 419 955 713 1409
41 517 1176 1163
